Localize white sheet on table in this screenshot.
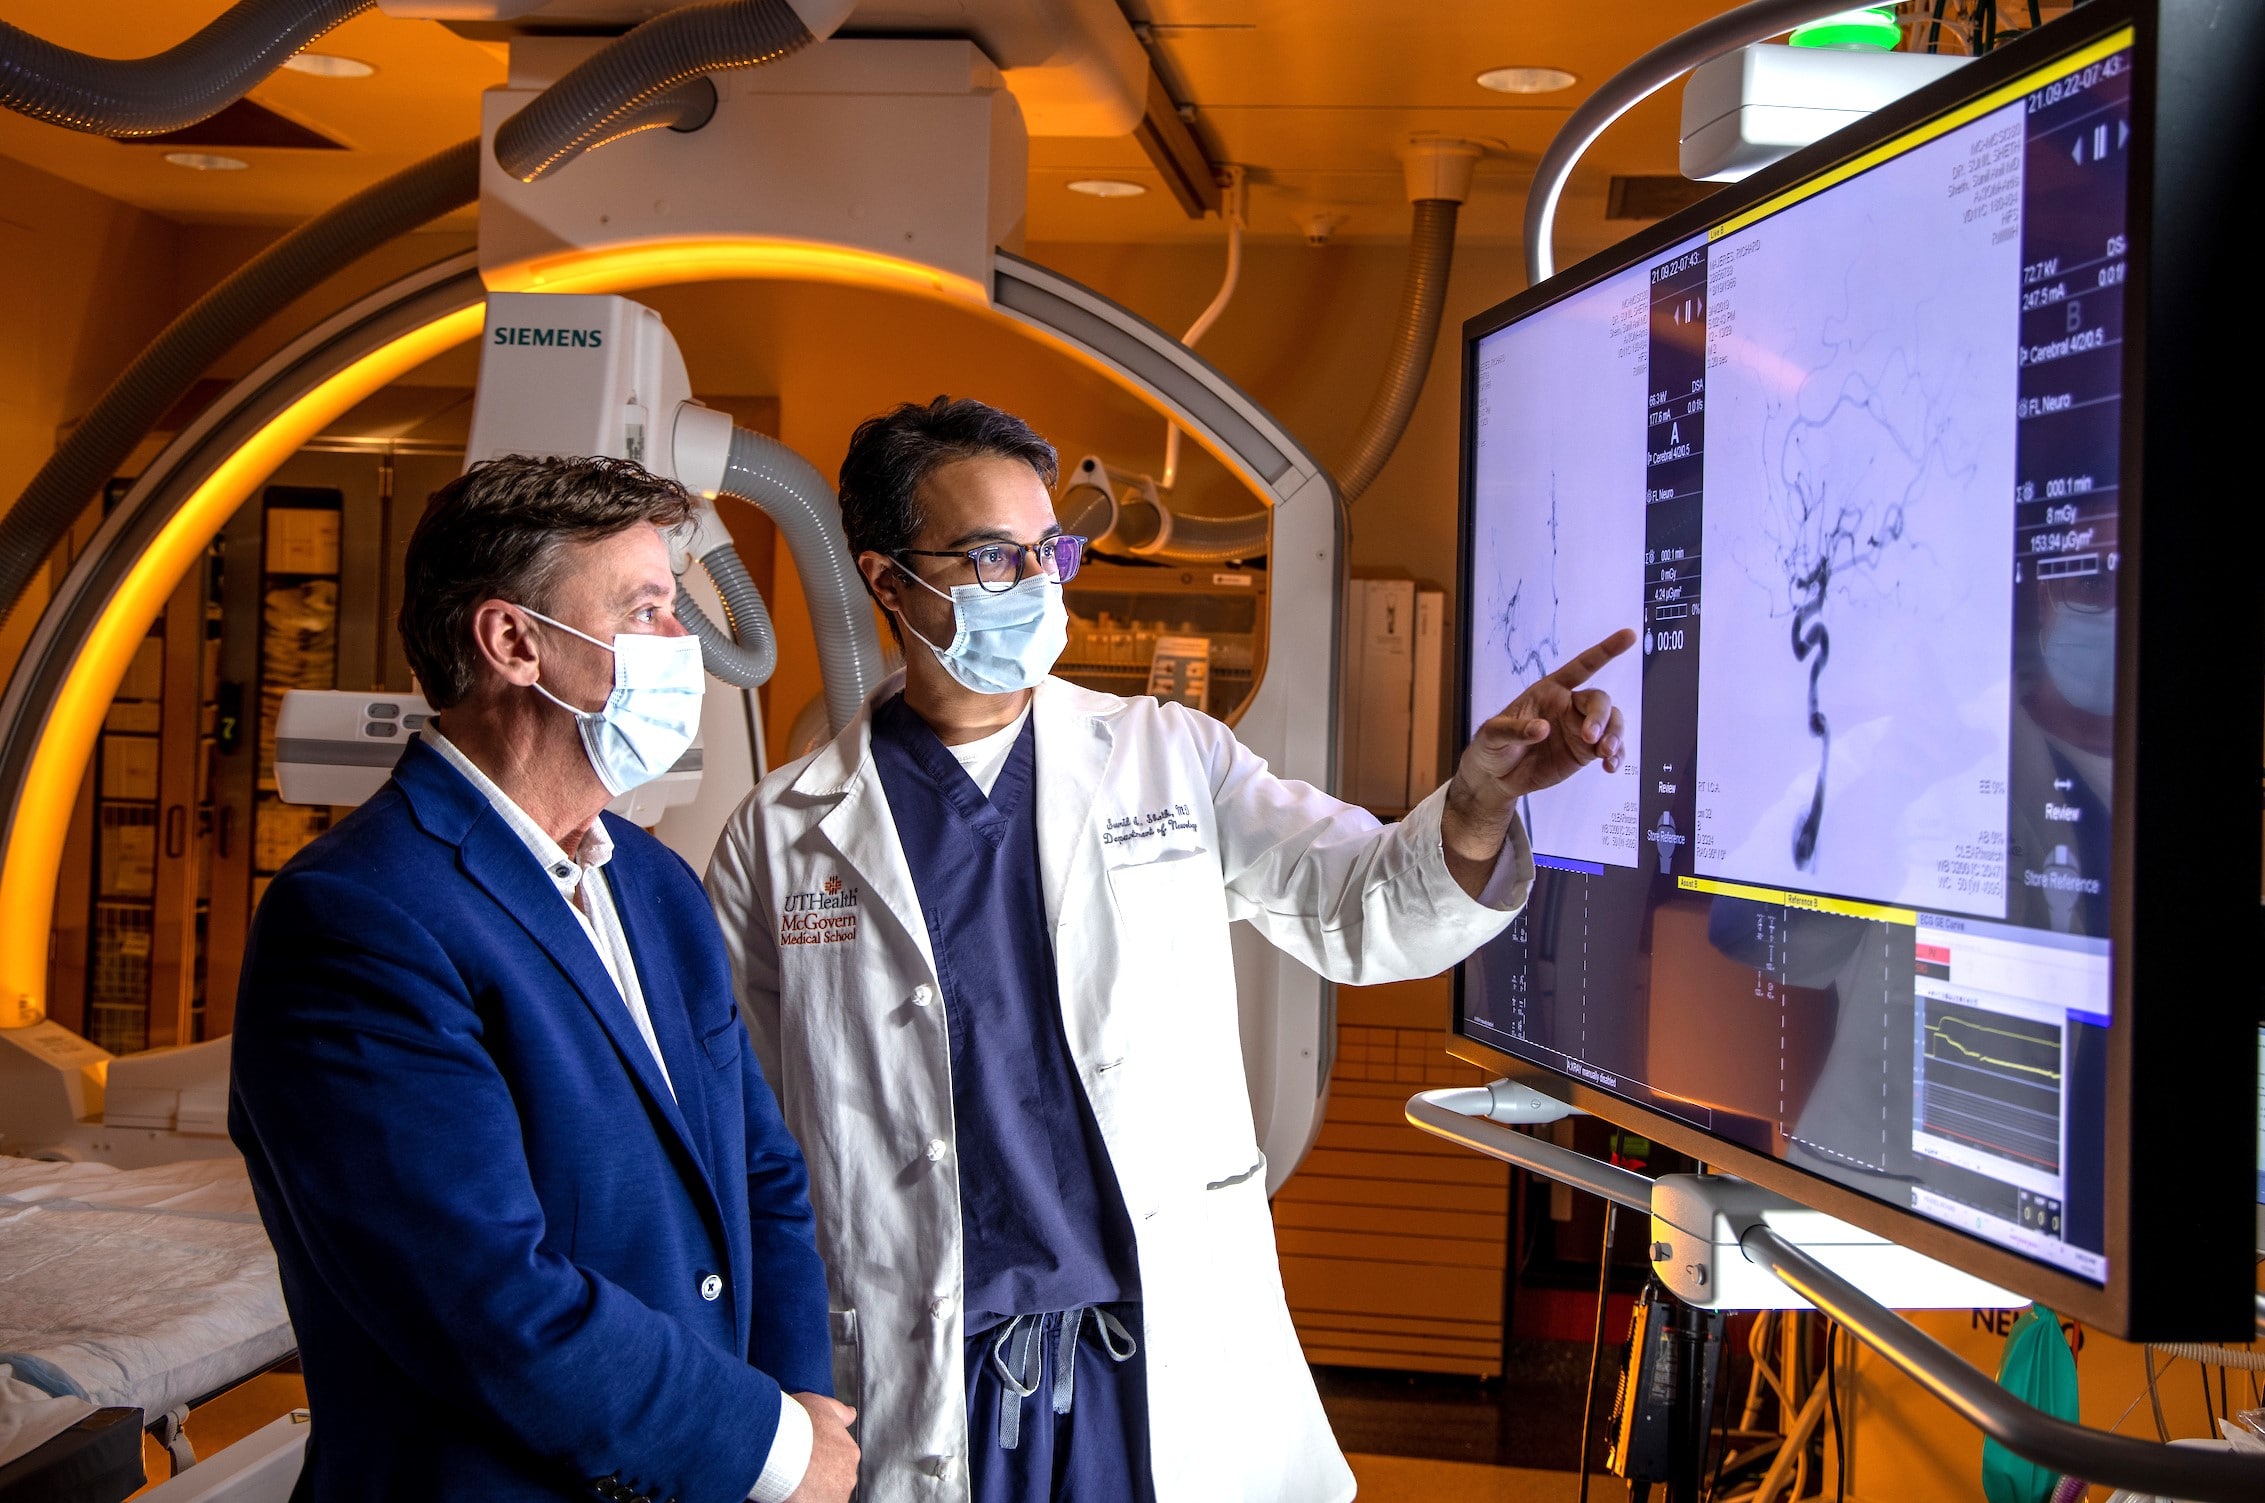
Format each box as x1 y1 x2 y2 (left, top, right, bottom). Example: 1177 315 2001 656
0 1157 291 1426
0 1362 98 1470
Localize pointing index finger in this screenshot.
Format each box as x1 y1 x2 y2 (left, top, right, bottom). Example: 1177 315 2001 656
1543 628 1639 690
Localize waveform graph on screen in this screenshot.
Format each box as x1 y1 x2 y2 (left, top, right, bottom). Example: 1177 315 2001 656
1920 1000 2063 1173
1693 109 2022 917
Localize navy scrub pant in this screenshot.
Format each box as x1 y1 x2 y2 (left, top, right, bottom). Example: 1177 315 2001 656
965 1306 1157 1503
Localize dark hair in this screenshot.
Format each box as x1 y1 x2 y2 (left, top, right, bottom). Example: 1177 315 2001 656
398 454 694 709
836 396 1060 600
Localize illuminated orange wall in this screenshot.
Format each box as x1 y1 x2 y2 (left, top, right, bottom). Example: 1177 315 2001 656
0 155 183 678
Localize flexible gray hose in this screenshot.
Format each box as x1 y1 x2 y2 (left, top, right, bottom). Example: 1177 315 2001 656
677 542 777 689
1107 498 1160 552
2152 1342 2265 1372
493 0 812 185
572 75 719 156
1134 507 1270 565
0 0 370 136
0 137 480 629
1335 198 1459 504
1110 494 1269 565
1055 481 1115 543
718 428 884 733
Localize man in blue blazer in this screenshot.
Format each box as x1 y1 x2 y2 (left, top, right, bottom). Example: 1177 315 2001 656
229 455 857 1503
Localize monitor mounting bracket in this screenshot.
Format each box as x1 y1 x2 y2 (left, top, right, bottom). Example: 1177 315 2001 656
1407 1085 2265 1503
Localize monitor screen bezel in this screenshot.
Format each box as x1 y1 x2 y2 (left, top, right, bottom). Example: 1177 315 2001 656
1449 0 2258 1340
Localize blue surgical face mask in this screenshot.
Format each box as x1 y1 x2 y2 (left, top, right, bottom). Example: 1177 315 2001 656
899 569 1068 696
2040 604 2115 718
520 605 705 796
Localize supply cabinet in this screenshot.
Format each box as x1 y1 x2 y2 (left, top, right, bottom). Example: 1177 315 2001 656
1057 556 1268 724
49 431 464 1050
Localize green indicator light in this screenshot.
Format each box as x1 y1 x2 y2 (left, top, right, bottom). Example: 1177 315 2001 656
1789 6 1902 50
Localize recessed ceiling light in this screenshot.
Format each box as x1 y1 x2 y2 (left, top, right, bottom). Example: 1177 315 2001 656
1476 66 1578 94
280 52 376 78
1067 179 1147 199
163 152 249 171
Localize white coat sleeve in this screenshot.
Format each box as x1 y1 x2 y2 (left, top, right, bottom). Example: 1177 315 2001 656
706 798 787 1097
1193 705 1535 985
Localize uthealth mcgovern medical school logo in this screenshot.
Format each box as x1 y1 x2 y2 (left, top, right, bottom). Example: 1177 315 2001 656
781 874 860 946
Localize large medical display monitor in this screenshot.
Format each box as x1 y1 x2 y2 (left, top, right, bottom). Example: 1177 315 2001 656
1454 0 2260 1339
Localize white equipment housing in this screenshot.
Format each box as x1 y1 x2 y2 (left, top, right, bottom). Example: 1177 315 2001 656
480 39 1029 295
1649 1172 2023 1312
273 688 703 827
379 0 1150 139
1680 43 1969 182
0 1022 238 1167
466 292 716 491
466 291 734 509
272 690 434 807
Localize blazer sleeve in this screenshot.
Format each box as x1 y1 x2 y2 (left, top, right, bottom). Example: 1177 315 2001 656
229 867 783 1503
734 1024 832 1396
1185 703 1535 983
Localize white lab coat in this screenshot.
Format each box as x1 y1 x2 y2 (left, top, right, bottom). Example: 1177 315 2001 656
705 673 1533 1503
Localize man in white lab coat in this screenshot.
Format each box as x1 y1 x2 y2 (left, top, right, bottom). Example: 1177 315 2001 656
707 397 1631 1503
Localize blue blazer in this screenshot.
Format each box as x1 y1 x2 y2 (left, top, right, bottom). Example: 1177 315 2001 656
229 739 831 1503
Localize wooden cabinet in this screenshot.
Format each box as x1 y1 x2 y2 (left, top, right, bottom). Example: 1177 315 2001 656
1272 978 1513 1377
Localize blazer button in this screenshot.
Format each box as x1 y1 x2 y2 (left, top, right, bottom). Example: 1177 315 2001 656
699 1273 723 1302
911 984 934 1007
924 1138 949 1163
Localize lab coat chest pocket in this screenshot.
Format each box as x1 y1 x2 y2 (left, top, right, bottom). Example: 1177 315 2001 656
1101 833 1257 1180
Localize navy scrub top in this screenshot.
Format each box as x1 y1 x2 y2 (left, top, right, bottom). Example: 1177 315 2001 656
869 693 1141 1332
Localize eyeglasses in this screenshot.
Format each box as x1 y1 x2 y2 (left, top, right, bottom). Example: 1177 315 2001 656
895 534 1087 593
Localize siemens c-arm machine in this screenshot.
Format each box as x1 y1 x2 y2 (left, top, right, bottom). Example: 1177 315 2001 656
0 24 1350 1186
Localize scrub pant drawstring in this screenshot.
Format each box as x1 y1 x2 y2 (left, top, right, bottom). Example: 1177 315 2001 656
989 1307 1138 1450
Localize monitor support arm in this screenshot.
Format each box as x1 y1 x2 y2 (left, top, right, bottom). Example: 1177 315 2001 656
1408 1085 2265 1502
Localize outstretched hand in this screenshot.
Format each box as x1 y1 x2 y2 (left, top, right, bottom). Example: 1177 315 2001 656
1442 628 1637 895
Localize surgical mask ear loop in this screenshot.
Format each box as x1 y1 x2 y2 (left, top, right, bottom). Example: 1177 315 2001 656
894 564 967 660
518 604 613 714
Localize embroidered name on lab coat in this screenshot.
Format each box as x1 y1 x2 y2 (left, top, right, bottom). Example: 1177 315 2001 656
780 873 860 944
1100 804 1199 850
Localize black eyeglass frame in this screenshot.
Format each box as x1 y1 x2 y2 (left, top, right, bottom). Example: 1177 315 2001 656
892 535 1088 593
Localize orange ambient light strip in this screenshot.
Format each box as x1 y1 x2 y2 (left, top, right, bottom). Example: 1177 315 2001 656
484 236 992 306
